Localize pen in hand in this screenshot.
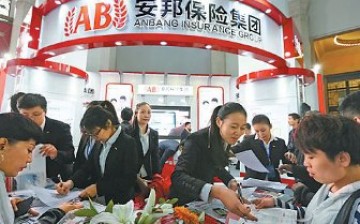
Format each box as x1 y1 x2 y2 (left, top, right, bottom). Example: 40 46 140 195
57 174 63 187
237 183 244 203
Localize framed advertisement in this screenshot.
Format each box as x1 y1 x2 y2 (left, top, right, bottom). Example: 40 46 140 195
105 83 134 118
197 86 224 129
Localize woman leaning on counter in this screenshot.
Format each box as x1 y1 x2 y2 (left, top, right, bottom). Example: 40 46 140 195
0 113 81 224
169 102 257 221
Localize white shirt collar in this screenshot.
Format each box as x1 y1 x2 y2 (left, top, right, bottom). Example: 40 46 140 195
40 117 46 131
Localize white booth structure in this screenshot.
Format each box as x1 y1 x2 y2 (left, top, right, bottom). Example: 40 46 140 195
0 0 317 144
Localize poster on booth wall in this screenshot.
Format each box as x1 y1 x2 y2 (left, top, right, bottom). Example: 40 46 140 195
105 83 134 119
197 86 224 129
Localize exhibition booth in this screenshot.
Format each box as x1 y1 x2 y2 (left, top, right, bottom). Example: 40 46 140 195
0 0 317 144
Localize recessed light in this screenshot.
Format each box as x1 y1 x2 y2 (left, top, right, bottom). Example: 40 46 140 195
268 59 275 63
205 45 212 49
265 9 272 14
160 41 167 46
284 52 291 57
54 0 61 5
115 41 122 46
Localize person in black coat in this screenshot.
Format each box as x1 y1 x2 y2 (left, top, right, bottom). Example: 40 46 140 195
232 114 293 182
73 101 119 188
120 107 134 135
169 102 257 221
57 106 138 204
132 102 160 180
17 93 75 181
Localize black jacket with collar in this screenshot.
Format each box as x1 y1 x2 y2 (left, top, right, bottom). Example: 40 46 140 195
71 130 138 204
232 134 290 182
169 128 235 205
132 127 160 179
42 117 75 181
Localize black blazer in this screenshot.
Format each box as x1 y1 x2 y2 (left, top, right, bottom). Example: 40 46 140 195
73 134 102 187
132 128 160 179
42 117 75 181
120 121 134 135
169 128 235 205
71 130 138 204
232 134 290 182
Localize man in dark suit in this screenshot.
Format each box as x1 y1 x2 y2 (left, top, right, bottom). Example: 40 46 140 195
18 93 75 182
120 107 134 135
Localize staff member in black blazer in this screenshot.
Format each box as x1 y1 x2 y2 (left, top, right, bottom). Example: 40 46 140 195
73 101 119 188
170 102 257 221
18 93 75 181
132 102 160 180
232 114 293 182
56 106 138 204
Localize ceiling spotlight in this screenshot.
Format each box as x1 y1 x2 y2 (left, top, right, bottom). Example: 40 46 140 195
160 41 167 46
115 41 122 46
284 52 291 57
205 45 212 49
268 59 275 63
265 9 272 14
54 0 61 5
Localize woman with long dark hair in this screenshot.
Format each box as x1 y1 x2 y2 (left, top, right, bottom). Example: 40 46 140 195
169 102 256 221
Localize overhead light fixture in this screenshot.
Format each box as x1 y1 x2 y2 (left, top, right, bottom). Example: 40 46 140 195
115 41 122 46
205 45 212 49
54 0 61 4
284 52 291 57
312 64 321 74
268 59 275 63
160 41 167 46
334 35 360 46
265 9 272 14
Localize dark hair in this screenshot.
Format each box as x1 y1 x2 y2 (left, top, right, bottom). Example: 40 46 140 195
17 93 47 112
210 102 247 167
339 91 360 119
121 107 133 122
110 98 117 103
241 123 251 130
300 103 311 118
288 113 301 121
0 113 42 144
120 96 126 101
211 98 219 103
80 106 117 133
202 100 209 105
10 92 25 113
295 114 360 165
87 100 120 125
133 102 151 134
184 121 191 126
252 114 271 127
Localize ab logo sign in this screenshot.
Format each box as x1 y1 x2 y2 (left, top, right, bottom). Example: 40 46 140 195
64 0 127 36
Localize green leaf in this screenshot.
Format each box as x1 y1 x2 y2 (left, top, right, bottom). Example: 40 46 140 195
198 211 205 223
74 209 98 217
167 198 178 205
88 197 98 213
104 200 114 213
158 198 165 204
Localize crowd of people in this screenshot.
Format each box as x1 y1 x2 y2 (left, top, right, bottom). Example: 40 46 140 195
0 90 360 223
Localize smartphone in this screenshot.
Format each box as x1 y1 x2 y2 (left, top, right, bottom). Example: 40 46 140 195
213 207 227 217
14 196 33 217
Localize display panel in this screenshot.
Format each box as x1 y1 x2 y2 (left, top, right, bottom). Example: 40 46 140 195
149 105 191 137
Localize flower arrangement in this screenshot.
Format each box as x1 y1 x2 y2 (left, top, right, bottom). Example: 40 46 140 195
73 189 205 224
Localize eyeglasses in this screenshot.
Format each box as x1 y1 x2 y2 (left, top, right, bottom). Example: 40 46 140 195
85 128 102 137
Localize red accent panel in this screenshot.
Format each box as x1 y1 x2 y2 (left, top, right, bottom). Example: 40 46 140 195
0 22 12 55
282 18 295 59
5 58 88 80
28 7 43 49
36 34 287 68
236 67 315 88
317 74 326 114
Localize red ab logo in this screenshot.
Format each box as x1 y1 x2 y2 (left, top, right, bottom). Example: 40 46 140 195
64 0 127 37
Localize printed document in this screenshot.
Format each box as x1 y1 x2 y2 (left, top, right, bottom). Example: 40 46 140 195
235 150 269 173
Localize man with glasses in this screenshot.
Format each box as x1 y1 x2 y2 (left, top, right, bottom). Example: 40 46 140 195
17 93 75 182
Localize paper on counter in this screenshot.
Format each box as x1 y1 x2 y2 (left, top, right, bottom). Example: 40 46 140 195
239 207 297 224
240 178 287 192
30 186 81 207
235 150 269 173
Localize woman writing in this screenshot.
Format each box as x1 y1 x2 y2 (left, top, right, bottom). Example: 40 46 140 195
57 106 138 204
169 102 256 221
0 113 81 224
